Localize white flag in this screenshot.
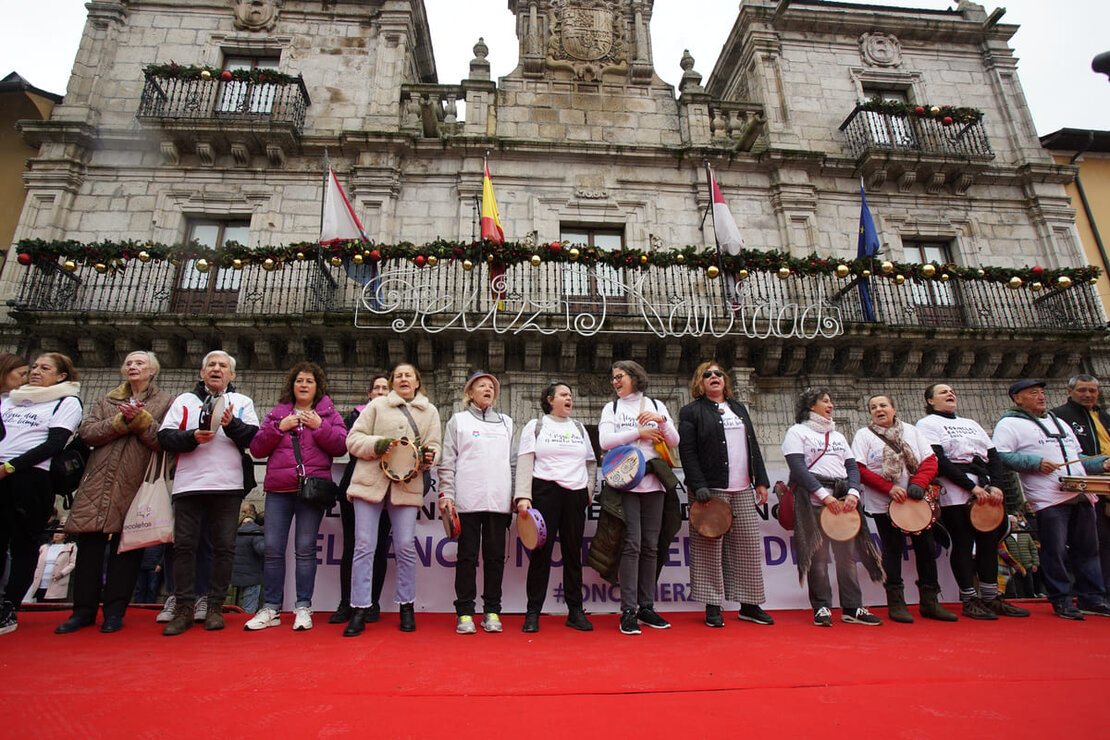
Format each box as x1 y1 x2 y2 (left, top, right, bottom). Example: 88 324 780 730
320 168 366 244
710 172 744 256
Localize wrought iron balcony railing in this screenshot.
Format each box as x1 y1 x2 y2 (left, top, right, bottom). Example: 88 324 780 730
137 73 309 133
9 258 1103 338
839 106 994 161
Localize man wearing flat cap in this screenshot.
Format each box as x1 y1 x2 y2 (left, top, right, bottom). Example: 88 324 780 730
993 379 1110 620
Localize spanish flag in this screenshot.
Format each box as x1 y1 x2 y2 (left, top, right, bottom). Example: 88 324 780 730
480 162 504 244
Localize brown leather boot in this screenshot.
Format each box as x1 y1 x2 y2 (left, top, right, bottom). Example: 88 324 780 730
163 606 194 636
918 584 959 622
885 586 914 623
204 599 225 631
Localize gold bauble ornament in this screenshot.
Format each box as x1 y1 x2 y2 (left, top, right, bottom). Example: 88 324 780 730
835 264 850 278
1057 276 1073 289
330 256 342 267
352 253 364 265
1031 282 1043 292
861 269 871 278
930 105 941 115
427 255 438 267
94 263 108 274
1092 278 1100 285
195 259 210 273
263 258 278 272
200 69 212 80
880 260 894 274
706 265 720 279
530 254 542 267
486 254 495 263
169 257 181 266
296 252 306 261
62 260 77 273
976 269 985 277
232 259 244 270
940 273 950 282
921 263 936 278
640 254 648 265
893 274 905 285
676 254 685 264
1008 276 1023 289
462 259 474 271
777 266 791 280
737 268 749 280
569 248 580 261
137 250 151 263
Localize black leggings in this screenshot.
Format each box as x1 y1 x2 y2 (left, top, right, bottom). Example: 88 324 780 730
0 469 55 607
942 505 1002 592
872 513 939 589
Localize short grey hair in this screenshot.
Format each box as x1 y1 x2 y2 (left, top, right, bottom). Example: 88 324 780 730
1068 374 1098 390
202 350 236 372
122 350 160 377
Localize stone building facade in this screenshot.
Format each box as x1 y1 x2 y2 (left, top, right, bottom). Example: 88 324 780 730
3 0 1105 468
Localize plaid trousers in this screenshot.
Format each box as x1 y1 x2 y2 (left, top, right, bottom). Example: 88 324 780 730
689 488 766 606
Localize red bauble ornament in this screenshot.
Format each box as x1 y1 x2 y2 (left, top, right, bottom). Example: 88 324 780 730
1031 265 1044 277
942 116 954 126
549 242 562 255
369 249 381 262
914 106 925 116
16 253 32 266
220 70 233 82
413 255 427 268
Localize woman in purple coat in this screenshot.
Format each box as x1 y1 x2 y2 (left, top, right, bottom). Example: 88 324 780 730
245 362 348 631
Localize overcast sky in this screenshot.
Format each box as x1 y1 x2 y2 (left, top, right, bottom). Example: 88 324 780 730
1 0 1107 136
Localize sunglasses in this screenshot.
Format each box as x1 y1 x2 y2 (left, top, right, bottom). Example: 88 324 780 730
703 369 725 379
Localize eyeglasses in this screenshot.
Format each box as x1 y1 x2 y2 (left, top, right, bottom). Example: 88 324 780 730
611 373 627 382
703 370 725 379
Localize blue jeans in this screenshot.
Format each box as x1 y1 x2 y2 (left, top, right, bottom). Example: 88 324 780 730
1036 499 1106 608
262 491 326 610
351 497 418 607
240 584 262 613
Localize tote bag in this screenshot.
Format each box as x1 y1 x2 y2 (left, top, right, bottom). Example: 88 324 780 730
119 452 174 553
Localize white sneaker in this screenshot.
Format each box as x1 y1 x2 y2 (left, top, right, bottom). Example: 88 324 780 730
456 615 476 634
193 596 208 622
244 607 281 631
156 595 176 623
481 613 503 633
293 606 313 631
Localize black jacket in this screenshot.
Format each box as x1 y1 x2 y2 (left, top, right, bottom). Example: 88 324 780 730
677 396 769 493
1052 398 1110 457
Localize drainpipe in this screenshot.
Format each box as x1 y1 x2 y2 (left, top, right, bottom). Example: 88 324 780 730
1070 131 1110 285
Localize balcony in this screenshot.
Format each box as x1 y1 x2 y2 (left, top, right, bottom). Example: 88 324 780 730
840 104 994 194
136 71 310 167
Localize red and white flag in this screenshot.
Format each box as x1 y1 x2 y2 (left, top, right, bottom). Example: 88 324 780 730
320 168 367 244
707 165 744 256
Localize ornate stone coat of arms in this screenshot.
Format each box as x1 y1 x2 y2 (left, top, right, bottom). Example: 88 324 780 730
547 1 627 81
231 0 281 32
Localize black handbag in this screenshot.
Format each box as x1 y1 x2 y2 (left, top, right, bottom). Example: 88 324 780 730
291 429 339 509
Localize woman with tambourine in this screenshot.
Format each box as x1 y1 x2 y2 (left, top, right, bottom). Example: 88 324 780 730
783 386 884 627
915 383 1030 620
678 362 773 629
851 394 956 624
344 362 441 636
437 372 514 635
246 362 348 633
599 360 679 636
515 382 597 633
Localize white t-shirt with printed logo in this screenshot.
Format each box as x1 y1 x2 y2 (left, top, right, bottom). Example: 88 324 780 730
781 423 854 505
718 403 752 492
915 413 994 507
0 395 83 471
518 415 594 491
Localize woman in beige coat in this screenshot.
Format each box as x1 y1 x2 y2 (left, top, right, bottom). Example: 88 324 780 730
343 362 440 636
56 351 173 634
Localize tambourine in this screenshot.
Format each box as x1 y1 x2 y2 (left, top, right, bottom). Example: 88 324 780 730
1062 475 1110 495
888 496 937 536
381 438 420 483
601 445 646 491
198 394 226 433
819 506 862 542
518 508 547 550
689 497 733 538
968 499 1005 533
441 504 461 539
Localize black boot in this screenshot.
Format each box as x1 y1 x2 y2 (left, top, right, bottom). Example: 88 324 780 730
885 586 914 624
365 602 381 623
398 602 416 632
919 584 959 622
55 613 95 635
328 601 353 625
343 607 371 637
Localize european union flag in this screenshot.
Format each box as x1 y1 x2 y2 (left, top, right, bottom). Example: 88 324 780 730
857 185 880 321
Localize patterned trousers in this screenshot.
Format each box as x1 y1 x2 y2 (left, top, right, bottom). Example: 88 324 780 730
689 488 766 606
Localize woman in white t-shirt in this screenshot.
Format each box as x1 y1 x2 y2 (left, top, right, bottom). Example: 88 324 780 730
782 386 883 628
852 394 955 624
514 382 597 634
0 352 83 636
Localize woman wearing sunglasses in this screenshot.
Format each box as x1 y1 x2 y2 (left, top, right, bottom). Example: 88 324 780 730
678 362 773 628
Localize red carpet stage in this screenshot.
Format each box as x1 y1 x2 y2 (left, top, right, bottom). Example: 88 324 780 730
2 602 1106 738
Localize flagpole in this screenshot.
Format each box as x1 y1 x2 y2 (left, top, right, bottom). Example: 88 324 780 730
320 148 330 246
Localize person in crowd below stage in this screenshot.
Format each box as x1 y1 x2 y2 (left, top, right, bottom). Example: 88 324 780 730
599 360 680 636
1007 515 1039 598
439 372 514 635
30 528 76 603
852 394 956 624
344 363 440 636
133 543 166 605
231 512 264 613
246 362 347 632
678 362 773 629
332 373 390 626
157 350 259 636
56 351 173 635
1051 374 1110 590
515 382 596 633
784 386 883 627
993 379 1110 620
0 352 29 398
0 352 83 636
916 382 1028 620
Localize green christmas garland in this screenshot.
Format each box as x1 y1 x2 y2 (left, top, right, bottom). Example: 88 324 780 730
12 238 1100 288
143 62 297 86
859 96 983 125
